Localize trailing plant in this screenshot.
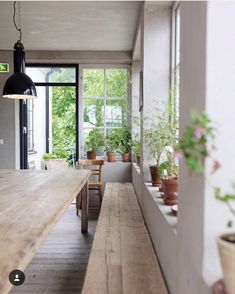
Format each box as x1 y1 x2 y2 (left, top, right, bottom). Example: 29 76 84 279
215 186 235 227
176 112 216 175
177 111 235 226
86 129 105 152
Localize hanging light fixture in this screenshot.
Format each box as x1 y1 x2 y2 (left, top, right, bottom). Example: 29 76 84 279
3 1 37 99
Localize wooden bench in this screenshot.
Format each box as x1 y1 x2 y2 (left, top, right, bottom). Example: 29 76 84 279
82 182 168 294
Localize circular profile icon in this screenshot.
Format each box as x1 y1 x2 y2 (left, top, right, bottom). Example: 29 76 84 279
9 269 25 286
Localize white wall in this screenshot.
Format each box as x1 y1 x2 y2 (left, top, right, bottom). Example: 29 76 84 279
142 2 171 181
131 60 141 135
0 51 19 169
28 86 46 170
203 1 235 286
177 2 207 294
178 1 235 293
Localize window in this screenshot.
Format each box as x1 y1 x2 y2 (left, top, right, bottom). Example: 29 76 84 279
171 2 180 121
81 66 129 156
26 65 78 160
27 99 34 153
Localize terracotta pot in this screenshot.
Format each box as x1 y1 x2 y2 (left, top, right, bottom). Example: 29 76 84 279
162 178 178 205
106 151 116 162
87 151 96 160
218 233 235 294
149 165 161 187
122 152 130 162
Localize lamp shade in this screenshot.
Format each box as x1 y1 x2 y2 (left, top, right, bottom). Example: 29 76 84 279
3 72 37 99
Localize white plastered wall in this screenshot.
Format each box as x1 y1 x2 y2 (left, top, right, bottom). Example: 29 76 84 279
142 2 171 181
0 50 20 169
203 0 235 287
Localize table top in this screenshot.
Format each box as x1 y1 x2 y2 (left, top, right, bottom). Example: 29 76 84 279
0 169 90 294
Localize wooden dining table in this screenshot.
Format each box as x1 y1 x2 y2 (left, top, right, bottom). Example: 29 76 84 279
0 169 91 294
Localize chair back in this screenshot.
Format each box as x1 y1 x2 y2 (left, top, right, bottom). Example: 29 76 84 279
77 159 104 182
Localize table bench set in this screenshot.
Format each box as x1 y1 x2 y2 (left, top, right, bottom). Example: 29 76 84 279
0 167 167 294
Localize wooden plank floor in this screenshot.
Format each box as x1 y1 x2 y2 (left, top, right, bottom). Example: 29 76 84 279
10 194 100 294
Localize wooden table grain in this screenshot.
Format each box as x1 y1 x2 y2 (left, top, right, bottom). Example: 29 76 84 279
0 169 91 294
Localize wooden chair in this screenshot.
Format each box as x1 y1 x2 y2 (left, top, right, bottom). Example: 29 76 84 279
76 159 104 215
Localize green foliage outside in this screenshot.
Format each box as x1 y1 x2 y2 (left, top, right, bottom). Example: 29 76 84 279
52 86 76 156
83 68 129 154
50 68 76 159
49 68 129 158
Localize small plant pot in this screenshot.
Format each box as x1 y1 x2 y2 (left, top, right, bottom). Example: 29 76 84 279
106 151 116 162
217 233 235 294
162 178 178 206
149 165 161 187
122 152 130 162
87 151 96 160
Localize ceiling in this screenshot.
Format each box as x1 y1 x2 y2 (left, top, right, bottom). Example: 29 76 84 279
0 1 142 51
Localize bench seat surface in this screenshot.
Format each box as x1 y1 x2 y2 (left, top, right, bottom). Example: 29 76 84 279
82 182 168 294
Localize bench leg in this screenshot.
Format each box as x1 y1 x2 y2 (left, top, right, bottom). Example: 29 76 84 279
81 182 89 234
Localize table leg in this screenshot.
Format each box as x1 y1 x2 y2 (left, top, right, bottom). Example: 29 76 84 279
81 182 89 234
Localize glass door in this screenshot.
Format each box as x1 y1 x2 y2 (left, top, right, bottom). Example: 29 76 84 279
26 65 78 169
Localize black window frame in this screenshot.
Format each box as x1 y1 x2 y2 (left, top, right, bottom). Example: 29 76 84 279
25 63 79 161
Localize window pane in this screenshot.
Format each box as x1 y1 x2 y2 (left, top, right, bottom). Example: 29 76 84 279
83 128 104 156
26 67 76 83
105 99 127 128
27 100 34 151
83 99 104 128
28 130 33 151
106 69 127 98
83 69 104 98
51 86 76 153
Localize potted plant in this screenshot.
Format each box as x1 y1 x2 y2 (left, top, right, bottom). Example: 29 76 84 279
116 126 132 162
176 111 235 291
86 129 105 159
160 147 179 205
145 102 176 187
215 187 235 293
43 149 68 170
105 130 120 162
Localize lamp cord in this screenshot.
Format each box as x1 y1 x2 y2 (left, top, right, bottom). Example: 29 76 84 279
13 1 22 42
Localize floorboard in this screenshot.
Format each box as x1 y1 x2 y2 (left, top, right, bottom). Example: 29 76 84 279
10 193 100 294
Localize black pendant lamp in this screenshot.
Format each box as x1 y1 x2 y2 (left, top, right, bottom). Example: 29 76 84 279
3 2 37 99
